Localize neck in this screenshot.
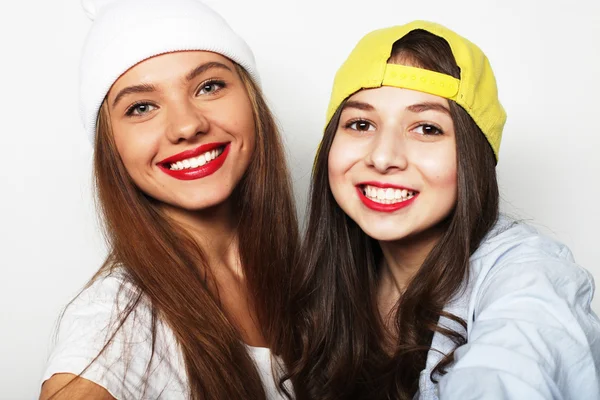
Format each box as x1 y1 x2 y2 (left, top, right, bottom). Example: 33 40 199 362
161 200 267 347
378 224 446 295
162 199 241 276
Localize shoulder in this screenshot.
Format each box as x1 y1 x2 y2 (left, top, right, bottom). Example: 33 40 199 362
472 216 577 267
63 269 139 317
469 216 594 302
41 268 187 399
465 216 600 360
439 218 600 398
53 270 148 343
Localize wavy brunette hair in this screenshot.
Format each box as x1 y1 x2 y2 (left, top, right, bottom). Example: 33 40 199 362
54 64 299 400
284 30 499 400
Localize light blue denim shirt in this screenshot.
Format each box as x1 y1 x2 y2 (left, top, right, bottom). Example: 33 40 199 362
417 216 600 399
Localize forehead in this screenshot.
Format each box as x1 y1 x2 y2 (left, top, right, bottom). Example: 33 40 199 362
108 51 236 95
346 86 450 111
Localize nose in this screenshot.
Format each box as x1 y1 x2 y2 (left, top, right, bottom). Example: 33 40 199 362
166 99 209 144
365 126 408 173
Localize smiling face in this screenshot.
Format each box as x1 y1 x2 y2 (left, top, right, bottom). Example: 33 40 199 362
328 86 458 242
106 51 256 214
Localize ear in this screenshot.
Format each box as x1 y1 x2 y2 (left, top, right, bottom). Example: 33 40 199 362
81 0 120 20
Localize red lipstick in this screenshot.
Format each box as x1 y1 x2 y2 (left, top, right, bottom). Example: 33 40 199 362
356 182 418 212
158 142 230 181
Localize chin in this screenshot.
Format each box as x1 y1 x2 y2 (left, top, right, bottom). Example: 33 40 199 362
162 191 230 212
359 224 409 242
189 197 230 212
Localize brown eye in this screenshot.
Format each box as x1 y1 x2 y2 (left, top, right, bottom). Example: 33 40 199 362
347 120 375 132
414 124 443 135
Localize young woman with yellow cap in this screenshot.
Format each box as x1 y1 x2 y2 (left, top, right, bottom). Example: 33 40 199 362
284 21 600 399
39 0 297 399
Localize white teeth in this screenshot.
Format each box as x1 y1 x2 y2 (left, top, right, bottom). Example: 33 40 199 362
361 184 417 204
168 146 225 170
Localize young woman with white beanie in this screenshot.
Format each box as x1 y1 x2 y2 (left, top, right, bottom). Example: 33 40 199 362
40 0 298 398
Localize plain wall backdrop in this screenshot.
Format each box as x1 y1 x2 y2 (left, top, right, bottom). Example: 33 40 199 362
1 0 598 397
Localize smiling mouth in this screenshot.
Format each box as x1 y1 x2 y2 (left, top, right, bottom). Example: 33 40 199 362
165 145 226 171
360 184 418 205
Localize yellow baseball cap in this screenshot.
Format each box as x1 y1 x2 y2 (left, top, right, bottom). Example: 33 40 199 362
326 21 506 160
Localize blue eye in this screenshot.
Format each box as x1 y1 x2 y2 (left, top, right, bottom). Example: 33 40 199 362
413 124 443 135
346 120 375 132
125 102 157 116
197 80 226 95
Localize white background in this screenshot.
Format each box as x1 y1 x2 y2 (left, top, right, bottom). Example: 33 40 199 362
1 0 598 398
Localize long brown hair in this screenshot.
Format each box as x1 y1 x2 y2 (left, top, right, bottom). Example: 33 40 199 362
284 30 499 400
59 64 298 399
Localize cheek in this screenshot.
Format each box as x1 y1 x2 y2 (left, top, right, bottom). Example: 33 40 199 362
244 115 257 152
327 135 351 191
327 134 365 181
112 123 160 174
418 145 458 197
226 96 256 151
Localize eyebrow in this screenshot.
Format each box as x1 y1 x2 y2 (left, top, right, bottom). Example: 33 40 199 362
111 61 233 108
185 61 232 82
342 100 451 116
342 100 375 112
112 83 157 108
406 102 451 116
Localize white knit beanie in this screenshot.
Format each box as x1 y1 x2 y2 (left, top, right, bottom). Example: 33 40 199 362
80 0 260 142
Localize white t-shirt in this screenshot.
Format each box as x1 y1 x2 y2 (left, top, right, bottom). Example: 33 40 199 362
41 271 290 399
